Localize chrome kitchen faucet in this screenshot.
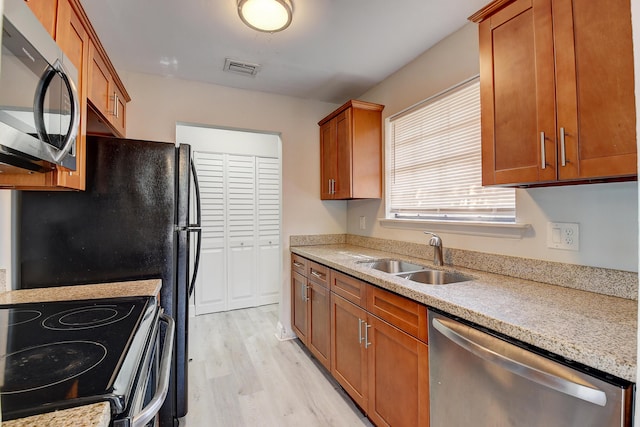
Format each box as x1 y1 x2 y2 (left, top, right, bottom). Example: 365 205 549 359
424 231 443 266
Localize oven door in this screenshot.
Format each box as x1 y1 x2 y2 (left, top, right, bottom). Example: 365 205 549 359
113 313 175 427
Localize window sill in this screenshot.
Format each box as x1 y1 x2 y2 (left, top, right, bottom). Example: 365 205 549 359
378 218 531 239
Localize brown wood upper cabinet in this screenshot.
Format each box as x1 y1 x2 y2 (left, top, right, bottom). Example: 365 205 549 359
0 0 129 190
25 0 58 37
318 100 384 199
470 0 637 186
87 40 128 137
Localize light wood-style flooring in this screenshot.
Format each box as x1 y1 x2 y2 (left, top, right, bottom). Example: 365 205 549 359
180 304 372 427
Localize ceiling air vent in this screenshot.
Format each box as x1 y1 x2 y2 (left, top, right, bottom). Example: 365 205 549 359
223 58 260 77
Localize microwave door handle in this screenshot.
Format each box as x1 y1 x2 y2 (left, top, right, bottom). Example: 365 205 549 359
34 60 80 163
52 60 80 163
187 160 202 298
33 64 56 145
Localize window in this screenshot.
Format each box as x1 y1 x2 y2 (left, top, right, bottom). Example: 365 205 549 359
387 78 515 222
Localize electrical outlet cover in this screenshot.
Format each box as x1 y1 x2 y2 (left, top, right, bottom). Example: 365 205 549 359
546 222 579 251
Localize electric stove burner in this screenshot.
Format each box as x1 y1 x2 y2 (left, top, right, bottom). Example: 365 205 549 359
8 309 42 326
0 341 107 394
0 296 158 423
43 305 135 330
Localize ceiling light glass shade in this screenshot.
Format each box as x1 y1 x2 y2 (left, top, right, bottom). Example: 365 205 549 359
238 0 293 33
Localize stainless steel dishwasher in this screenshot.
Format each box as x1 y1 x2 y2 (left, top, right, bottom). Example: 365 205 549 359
428 310 634 427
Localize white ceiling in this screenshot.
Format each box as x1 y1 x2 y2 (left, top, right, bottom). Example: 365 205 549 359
79 0 489 104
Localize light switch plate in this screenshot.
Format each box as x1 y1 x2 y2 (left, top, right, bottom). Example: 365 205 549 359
359 216 366 230
546 222 579 251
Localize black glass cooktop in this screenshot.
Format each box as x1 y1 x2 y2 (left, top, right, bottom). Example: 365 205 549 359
0 296 157 421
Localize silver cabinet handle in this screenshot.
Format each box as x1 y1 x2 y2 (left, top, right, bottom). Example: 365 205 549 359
301 283 307 302
364 323 371 349
540 132 546 170
560 127 567 167
111 92 119 118
130 313 175 427
310 270 325 280
431 317 607 406
293 261 304 268
358 318 364 344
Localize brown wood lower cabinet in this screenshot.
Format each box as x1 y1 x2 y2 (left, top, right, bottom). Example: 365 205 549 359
290 255 331 370
292 255 430 426
331 293 368 410
367 315 429 427
291 271 308 344
308 280 331 368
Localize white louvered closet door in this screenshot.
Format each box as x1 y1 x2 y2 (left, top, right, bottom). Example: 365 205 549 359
192 152 227 315
257 157 281 306
227 155 257 310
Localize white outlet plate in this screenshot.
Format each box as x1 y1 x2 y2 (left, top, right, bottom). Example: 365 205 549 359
359 216 366 230
546 222 579 251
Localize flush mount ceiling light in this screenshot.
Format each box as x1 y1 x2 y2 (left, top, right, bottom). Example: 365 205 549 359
237 0 293 33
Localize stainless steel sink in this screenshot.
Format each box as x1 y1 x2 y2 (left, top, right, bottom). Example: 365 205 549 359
358 259 426 274
398 270 474 285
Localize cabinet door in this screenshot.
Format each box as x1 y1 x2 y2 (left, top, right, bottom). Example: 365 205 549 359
333 109 353 199
331 293 368 409
320 119 337 199
25 0 58 37
367 315 429 427
54 0 88 190
109 83 126 136
88 41 111 119
291 271 308 344
479 0 556 185
553 0 636 180
308 280 331 370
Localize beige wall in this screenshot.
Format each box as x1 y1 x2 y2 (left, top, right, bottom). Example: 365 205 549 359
122 72 346 336
351 23 638 272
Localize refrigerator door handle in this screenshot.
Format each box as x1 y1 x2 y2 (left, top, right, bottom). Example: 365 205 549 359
188 160 202 298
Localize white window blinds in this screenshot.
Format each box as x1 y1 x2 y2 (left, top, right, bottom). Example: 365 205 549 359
388 78 515 221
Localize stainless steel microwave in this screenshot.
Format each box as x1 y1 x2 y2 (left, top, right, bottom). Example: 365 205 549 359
0 0 80 173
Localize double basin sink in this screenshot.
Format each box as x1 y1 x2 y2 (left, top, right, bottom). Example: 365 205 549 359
358 259 474 285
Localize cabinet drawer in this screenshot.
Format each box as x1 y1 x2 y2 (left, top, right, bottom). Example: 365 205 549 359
307 261 329 288
367 286 428 343
331 270 368 308
291 254 307 276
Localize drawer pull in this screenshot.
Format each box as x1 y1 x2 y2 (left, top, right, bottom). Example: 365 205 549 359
311 270 325 280
293 261 304 268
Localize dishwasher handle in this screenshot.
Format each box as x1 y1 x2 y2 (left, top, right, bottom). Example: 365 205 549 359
131 313 176 427
431 317 608 407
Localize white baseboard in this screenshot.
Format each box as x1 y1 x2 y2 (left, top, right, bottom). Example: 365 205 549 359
275 321 297 341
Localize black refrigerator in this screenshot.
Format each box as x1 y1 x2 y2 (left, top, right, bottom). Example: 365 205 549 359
16 135 202 427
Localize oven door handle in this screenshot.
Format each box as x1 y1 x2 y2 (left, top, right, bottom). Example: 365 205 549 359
131 313 175 427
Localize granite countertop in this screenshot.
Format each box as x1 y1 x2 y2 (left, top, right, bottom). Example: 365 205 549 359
3 402 111 427
291 244 637 382
0 279 162 427
0 279 162 304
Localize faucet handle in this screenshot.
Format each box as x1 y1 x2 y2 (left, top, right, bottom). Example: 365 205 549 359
424 231 442 246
